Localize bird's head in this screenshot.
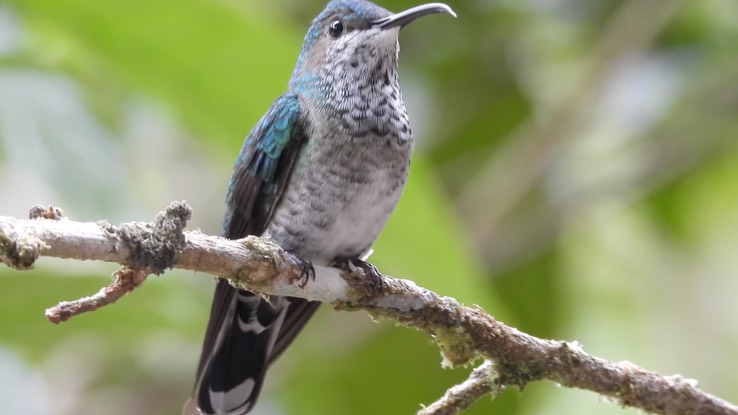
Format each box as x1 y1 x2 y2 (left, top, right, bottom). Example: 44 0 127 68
289 0 455 96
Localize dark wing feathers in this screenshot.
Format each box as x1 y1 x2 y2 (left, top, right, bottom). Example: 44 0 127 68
223 91 303 239
193 92 320 415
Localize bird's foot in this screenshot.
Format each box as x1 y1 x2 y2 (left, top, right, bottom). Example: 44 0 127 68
286 252 315 288
331 257 385 293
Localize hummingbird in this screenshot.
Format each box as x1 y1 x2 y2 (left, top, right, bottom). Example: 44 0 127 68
187 1 455 414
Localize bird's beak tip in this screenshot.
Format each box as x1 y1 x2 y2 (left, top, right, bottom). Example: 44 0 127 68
373 2 457 30
439 3 458 18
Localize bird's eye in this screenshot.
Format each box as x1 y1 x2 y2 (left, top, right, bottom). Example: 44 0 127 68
328 19 344 38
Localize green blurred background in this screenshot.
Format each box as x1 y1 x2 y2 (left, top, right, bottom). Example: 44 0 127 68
1 0 737 414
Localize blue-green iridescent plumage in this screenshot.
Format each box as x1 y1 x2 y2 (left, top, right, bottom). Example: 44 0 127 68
189 1 455 414
222 92 301 234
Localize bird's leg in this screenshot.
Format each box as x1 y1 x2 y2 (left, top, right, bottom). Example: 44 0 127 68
285 252 315 288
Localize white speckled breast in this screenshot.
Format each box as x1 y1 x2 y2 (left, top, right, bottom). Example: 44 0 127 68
263 127 411 266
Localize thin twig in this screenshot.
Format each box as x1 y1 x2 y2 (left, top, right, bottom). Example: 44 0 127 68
45 266 150 323
418 360 500 415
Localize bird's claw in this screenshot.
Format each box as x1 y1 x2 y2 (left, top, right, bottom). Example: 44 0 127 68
331 257 385 292
286 252 315 288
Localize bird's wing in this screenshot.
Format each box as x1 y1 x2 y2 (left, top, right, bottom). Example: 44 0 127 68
192 92 319 415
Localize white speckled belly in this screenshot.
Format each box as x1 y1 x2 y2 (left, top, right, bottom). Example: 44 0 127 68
263 134 411 266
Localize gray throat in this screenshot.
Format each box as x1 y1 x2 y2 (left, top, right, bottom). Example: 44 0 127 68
321 32 411 143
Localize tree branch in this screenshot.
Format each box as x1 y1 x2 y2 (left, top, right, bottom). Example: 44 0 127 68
1 202 736 415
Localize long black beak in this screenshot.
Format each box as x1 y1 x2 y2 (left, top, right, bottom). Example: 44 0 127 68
373 3 456 30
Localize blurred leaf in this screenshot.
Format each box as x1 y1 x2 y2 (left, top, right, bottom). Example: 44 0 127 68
372 155 507 318
282 321 516 415
0 267 207 362
15 0 299 146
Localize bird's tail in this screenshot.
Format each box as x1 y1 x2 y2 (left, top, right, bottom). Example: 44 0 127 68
187 279 320 415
